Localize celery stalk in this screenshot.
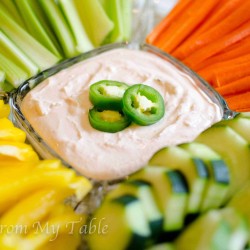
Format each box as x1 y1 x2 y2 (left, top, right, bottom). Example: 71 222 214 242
0 81 15 92
0 29 39 77
73 0 114 46
121 0 132 41
58 0 94 53
104 0 124 43
1 0 26 29
39 0 77 58
14 0 62 58
0 71 5 84
0 54 28 88
0 6 61 71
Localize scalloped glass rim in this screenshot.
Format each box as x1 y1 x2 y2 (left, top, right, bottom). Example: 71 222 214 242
10 42 235 170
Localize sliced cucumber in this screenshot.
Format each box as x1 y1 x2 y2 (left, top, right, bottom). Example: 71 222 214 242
176 207 248 250
86 195 151 250
219 115 250 143
130 166 188 231
106 180 163 240
146 242 175 250
149 146 208 213
180 142 230 211
195 125 250 201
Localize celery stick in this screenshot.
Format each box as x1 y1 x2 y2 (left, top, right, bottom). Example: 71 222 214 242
73 0 114 46
121 0 132 41
14 0 62 58
104 0 124 43
0 29 39 77
39 0 77 58
0 54 28 88
0 7 61 71
1 0 26 29
0 71 5 84
0 81 15 92
58 0 94 53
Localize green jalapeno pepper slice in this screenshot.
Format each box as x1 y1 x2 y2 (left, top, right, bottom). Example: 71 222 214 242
88 107 131 133
89 80 129 110
122 84 165 126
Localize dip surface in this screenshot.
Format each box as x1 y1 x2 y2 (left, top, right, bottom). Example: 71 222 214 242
21 48 222 180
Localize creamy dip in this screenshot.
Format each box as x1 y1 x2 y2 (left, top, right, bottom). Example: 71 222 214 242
21 48 222 180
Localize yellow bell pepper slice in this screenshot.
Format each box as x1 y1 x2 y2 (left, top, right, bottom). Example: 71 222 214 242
0 188 75 229
0 205 85 250
0 141 39 162
0 100 10 118
0 118 26 142
0 168 91 213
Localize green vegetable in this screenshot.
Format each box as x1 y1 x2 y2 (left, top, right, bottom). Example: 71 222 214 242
88 107 131 133
39 0 77 58
0 4 61 71
122 84 165 126
89 80 129 110
15 0 62 57
58 0 94 53
73 0 114 46
0 53 28 87
0 29 38 77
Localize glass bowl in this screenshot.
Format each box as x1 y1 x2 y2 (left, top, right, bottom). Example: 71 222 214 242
10 42 235 180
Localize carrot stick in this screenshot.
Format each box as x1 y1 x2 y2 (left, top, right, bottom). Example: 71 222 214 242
184 19 250 69
156 0 219 53
194 35 250 71
225 92 250 111
146 0 193 44
173 0 250 60
198 59 250 87
216 76 250 96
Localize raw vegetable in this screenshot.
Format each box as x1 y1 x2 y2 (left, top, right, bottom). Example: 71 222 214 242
122 84 165 126
0 103 92 249
14 0 62 58
89 80 129 110
147 1 250 111
88 108 131 133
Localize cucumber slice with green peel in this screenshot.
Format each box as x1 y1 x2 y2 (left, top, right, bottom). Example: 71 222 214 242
0 29 39 77
180 142 230 211
228 182 250 226
86 195 151 250
106 180 163 240
195 125 250 201
176 207 248 250
130 166 188 231
219 116 250 143
0 6 61 71
146 243 175 250
149 146 208 213
15 0 62 58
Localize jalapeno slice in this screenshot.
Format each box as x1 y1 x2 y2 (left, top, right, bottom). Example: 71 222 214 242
89 80 129 110
122 84 165 126
88 107 131 133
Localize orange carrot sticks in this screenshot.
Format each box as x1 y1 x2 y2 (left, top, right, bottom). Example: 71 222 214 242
184 19 250 69
194 35 250 71
225 92 250 112
156 0 219 53
216 76 250 96
146 0 193 44
198 59 250 87
173 1 250 60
